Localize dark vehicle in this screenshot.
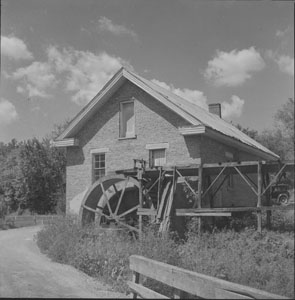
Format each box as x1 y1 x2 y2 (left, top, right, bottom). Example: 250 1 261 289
271 184 290 205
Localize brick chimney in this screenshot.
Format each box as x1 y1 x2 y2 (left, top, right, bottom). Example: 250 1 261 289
209 103 222 118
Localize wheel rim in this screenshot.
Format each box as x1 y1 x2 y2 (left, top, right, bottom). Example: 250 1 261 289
80 175 140 232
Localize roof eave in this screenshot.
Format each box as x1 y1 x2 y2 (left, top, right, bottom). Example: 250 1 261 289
205 128 280 161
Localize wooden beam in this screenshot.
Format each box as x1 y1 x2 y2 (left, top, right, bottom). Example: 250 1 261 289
262 164 287 195
114 177 129 215
211 173 229 198
264 171 272 229
51 138 79 147
234 166 258 196
176 207 260 213
257 162 262 233
160 167 177 233
176 169 198 198
129 255 287 299
157 181 171 220
244 173 258 189
127 281 168 299
203 160 265 168
200 166 226 202
176 212 231 217
196 162 203 233
137 208 157 216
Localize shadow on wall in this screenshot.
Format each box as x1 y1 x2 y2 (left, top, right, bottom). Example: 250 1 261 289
184 136 202 160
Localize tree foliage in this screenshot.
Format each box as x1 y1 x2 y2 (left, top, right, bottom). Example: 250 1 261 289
235 99 294 161
258 98 294 160
16 138 66 214
0 122 68 216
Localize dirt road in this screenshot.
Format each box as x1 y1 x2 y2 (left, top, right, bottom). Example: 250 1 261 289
0 226 128 298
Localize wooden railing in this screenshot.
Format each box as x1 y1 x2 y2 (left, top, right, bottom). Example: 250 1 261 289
128 255 289 299
2 215 63 228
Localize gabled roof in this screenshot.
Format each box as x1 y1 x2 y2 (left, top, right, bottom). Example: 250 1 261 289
56 67 279 160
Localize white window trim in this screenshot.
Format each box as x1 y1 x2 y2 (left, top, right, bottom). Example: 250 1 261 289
145 142 169 150
92 152 107 183
119 100 136 139
90 148 110 154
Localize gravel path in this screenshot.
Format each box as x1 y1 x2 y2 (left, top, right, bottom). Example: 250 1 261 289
0 226 128 298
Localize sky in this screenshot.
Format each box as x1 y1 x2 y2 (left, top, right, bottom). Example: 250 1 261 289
1 0 294 143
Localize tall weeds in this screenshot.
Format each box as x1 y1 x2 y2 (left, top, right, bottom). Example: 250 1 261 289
36 212 294 298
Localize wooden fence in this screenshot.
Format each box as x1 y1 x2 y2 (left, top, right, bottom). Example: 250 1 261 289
1 215 63 228
128 255 289 299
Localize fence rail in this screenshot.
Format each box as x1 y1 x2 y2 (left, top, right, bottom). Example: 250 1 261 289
1 215 63 228
128 255 289 299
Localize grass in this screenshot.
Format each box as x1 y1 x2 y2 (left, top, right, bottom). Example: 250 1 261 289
36 211 294 298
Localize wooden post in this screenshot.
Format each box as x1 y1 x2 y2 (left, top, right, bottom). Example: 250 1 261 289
265 171 272 229
197 162 203 234
138 168 143 241
257 161 262 233
132 271 140 299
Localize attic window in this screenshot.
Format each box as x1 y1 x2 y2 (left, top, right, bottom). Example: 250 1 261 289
120 101 135 138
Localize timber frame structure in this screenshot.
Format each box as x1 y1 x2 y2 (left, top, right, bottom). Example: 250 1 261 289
115 159 294 234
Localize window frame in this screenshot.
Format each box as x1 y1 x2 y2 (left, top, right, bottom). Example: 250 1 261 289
149 148 167 168
119 100 136 139
92 153 106 183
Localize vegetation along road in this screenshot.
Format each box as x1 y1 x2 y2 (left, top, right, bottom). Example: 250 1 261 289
0 226 127 298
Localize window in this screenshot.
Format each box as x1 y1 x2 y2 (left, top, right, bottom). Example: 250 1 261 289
92 153 106 182
120 101 135 138
149 149 166 168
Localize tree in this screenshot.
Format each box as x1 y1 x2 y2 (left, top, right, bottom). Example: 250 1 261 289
0 120 69 215
234 123 259 140
17 137 66 214
257 98 294 160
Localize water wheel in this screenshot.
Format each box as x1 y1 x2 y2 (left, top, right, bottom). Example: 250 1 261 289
80 175 143 233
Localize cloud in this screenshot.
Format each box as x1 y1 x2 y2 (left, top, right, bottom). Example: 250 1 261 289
0 98 18 125
11 61 58 98
151 79 208 109
221 95 245 120
266 50 294 77
98 16 137 38
276 55 294 76
1 35 33 60
47 45 132 105
276 26 292 38
204 47 265 86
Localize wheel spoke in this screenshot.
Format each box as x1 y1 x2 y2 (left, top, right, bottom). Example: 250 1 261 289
116 219 140 233
100 183 113 217
82 205 112 220
112 184 118 194
117 204 140 219
114 177 129 215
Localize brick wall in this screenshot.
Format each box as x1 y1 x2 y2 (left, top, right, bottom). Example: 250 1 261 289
66 81 201 212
